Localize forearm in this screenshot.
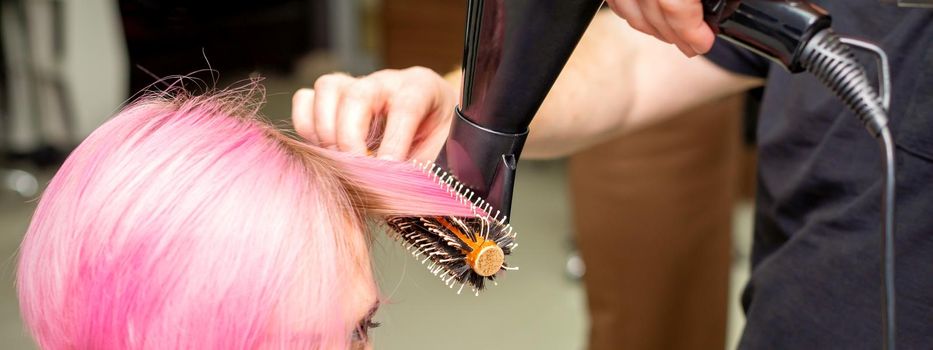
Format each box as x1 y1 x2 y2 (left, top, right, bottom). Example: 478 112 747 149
439 12 635 158
524 11 763 159
440 11 762 160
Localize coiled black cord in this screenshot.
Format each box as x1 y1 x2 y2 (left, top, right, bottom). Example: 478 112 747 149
799 29 896 350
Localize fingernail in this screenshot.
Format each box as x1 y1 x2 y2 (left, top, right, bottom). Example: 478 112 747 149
378 154 398 161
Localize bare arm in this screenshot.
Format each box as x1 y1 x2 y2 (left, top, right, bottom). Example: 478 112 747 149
294 11 763 161
520 10 763 158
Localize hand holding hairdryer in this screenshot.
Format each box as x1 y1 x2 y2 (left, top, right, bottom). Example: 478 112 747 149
604 0 716 56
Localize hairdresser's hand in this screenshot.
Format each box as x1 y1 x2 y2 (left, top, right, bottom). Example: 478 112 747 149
605 0 714 57
292 67 457 161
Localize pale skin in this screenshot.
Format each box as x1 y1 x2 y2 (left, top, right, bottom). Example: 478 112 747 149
604 0 715 57
291 8 764 162
348 270 378 350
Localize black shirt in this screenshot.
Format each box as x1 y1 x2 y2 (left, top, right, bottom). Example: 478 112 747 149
705 1 933 348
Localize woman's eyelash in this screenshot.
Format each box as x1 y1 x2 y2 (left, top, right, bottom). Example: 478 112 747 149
363 319 381 329
352 300 381 342
352 318 380 341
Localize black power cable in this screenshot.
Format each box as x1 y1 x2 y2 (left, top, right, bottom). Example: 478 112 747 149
700 1 896 347
799 29 896 350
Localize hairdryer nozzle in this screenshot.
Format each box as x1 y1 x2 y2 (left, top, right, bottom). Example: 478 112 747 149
436 108 528 221
438 0 603 220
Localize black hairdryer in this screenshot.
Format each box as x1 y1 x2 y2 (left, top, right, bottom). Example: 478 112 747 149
438 0 884 226
437 0 836 221
440 0 895 348
436 0 836 220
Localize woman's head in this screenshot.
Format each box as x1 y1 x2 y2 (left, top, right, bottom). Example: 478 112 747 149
17 88 471 349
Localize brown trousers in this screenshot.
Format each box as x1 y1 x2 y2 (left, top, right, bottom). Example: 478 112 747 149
569 95 744 350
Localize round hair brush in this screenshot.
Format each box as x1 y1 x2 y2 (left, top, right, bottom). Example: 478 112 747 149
384 161 518 295
380 0 602 295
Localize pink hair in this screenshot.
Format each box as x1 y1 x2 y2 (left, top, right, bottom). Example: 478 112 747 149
17 89 473 349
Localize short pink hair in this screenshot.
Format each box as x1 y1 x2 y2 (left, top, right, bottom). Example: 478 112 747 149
17 88 472 349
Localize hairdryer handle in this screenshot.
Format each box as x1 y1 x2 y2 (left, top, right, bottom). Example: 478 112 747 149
700 0 831 72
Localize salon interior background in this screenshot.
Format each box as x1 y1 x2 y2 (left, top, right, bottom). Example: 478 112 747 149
0 1 756 349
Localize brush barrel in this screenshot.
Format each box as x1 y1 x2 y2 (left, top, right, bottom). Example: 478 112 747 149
471 244 506 277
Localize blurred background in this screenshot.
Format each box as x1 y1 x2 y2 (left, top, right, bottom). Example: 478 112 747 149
0 1 757 349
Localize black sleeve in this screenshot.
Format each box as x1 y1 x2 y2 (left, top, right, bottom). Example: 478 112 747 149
703 38 771 78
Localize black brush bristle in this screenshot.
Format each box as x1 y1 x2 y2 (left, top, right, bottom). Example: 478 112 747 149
383 161 518 295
